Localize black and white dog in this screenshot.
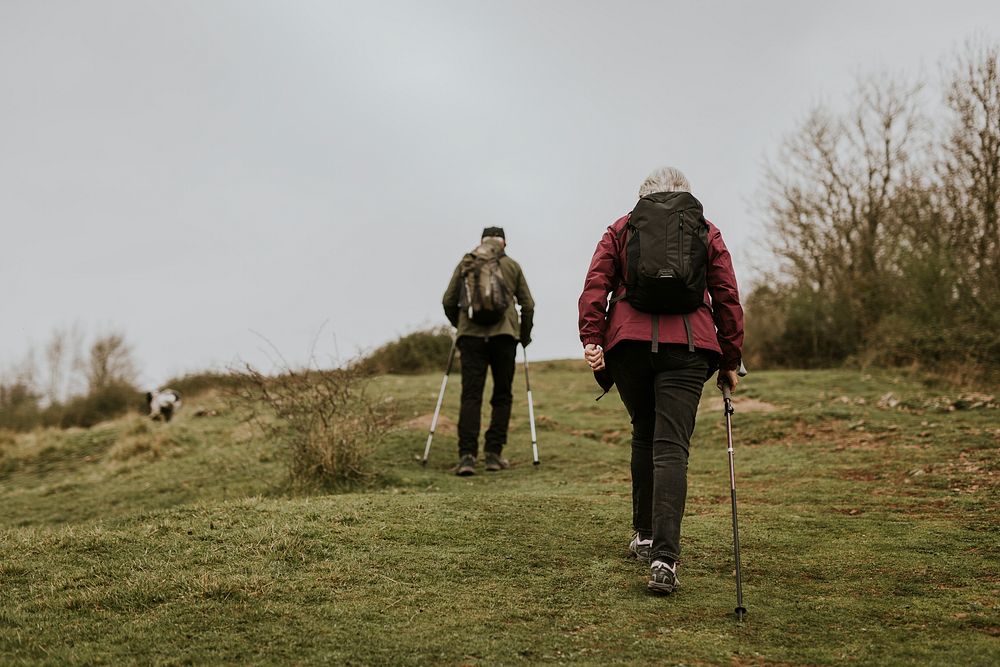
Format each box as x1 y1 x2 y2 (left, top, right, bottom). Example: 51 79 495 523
146 388 182 422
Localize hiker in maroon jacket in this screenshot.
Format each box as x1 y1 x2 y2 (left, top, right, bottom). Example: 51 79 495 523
578 166 744 594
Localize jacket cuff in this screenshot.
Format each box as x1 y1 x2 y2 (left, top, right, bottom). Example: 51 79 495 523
721 356 740 371
581 335 604 348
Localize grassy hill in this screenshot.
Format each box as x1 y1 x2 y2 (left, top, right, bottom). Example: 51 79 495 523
1 361 998 665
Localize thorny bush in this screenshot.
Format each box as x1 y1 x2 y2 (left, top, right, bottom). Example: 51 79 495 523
231 362 392 489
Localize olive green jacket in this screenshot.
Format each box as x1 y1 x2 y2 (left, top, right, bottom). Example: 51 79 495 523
442 250 534 341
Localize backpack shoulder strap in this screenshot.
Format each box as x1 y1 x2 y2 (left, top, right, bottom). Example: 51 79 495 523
614 213 631 239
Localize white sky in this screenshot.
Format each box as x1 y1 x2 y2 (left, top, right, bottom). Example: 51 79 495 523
3 0 999 389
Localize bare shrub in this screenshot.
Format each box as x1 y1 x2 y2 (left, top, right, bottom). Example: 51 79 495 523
56 382 144 429
0 381 43 432
231 362 392 489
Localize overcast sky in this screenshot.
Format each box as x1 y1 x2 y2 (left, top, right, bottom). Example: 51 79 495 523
3 1 999 389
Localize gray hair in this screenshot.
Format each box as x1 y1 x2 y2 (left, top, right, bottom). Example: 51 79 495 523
638 167 691 197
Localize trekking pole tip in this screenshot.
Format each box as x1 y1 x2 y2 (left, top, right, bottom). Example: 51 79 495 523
735 606 747 621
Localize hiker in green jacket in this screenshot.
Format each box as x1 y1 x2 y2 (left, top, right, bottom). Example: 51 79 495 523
442 227 534 476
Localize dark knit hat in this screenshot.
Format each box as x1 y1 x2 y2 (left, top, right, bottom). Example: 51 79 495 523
481 226 505 240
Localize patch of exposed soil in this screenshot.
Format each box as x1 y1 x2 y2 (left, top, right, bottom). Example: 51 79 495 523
831 507 865 515
403 413 456 436
596 471 630 485
535 414 561 430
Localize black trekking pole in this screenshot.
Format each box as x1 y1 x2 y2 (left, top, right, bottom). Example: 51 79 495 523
723 364 748 620
421 337 457 466
522 345 539 465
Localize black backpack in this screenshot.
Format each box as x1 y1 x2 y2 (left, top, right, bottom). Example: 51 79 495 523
458 241 511 325
618 191 709 314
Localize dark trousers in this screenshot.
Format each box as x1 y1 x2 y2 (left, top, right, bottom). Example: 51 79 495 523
457 335 518 457
606 341 710 564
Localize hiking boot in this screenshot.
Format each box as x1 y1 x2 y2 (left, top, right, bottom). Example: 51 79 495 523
648 560 680 595
455 454 477 476
484 451 510 471
628 533 652 563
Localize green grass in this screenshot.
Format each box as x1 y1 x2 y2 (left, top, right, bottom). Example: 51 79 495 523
1 363 998 665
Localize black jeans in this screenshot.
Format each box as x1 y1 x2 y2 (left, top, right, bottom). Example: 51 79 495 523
606 341 710 564
457 335 518 457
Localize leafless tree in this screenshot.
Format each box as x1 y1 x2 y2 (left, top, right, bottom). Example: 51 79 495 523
760 74 924 346
939 39 1000 310
86 331 138 391
750 41 1000 378
41 325 86 405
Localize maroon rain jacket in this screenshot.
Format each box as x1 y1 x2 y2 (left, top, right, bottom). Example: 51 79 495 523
578 213 744 371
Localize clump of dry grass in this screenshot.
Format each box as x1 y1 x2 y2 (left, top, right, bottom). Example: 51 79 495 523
106 420 183 462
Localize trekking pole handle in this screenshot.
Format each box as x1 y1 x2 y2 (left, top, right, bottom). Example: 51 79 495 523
721 361 746 402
